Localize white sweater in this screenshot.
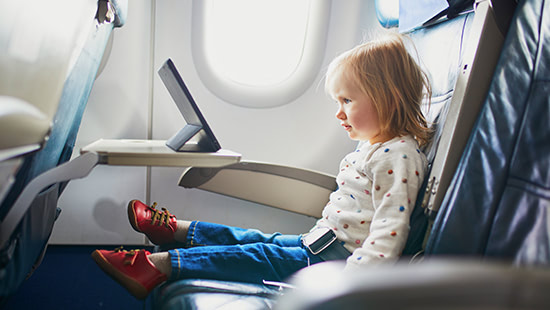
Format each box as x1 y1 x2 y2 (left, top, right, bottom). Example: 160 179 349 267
312 135 427 270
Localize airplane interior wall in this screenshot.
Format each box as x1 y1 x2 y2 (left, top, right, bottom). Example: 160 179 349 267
50 0 384 245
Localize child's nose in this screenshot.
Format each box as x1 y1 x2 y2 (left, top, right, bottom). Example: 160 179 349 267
335 107 346 120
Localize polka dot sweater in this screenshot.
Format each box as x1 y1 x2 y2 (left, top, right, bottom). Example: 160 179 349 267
311 135 427 270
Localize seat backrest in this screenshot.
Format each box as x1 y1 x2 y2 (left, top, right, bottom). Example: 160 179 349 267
0 0 96 212
397 0 517 256
400 11 474 255
426 0 550 265
0 0 127 300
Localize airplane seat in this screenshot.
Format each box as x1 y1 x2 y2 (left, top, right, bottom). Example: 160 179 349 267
155 1 516 309
275 0 550 308
0 0 127 303
425 0 550 264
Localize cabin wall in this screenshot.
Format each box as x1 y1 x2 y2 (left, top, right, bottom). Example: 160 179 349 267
50 0 384 245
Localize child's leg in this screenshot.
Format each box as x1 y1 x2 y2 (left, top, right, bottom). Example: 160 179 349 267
166 221 322 283
185 221 301 248
168 242 318 284
128 200 301 249
93 243 320 299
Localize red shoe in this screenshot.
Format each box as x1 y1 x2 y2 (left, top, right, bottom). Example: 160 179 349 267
128 200 177 245
92 247 167 299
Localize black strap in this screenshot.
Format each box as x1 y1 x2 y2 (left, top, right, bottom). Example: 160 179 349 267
302 228 351 261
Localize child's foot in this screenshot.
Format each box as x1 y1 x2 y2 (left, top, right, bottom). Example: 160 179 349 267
91 247 167 299
128 200 177 245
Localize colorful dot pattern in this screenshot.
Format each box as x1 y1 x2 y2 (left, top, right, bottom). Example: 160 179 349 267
312 135 427 267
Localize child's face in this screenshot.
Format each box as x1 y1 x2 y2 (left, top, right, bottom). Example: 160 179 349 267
328 68 384 143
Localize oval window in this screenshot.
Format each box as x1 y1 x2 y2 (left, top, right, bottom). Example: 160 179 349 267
192 0 331 108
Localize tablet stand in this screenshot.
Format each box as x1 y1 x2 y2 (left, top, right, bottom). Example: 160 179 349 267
166 124 203 152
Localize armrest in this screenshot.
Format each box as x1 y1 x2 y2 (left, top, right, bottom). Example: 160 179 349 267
179 161 337 218
277 259 550 309
0 152 99 248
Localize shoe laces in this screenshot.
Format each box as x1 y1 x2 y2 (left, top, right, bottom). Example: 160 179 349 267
114 246 141 266
150 202 174 228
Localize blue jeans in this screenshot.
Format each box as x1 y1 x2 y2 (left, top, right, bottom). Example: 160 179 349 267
167 221 322 284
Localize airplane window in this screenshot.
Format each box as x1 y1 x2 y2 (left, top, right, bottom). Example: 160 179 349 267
204 0 308 86
192 0 331 108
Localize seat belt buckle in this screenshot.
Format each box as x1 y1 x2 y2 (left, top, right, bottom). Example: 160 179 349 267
302 227 337 255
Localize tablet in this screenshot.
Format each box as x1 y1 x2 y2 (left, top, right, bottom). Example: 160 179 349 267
158 58 221 152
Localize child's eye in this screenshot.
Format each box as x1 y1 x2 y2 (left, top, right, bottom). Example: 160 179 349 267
343 98 351 104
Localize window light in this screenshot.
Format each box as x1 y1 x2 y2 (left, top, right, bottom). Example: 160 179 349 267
192 0 331 108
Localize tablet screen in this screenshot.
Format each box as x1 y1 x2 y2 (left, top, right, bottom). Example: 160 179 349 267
158 58 221 152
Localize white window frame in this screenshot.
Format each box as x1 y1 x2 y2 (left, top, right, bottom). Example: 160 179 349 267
191 0 332 108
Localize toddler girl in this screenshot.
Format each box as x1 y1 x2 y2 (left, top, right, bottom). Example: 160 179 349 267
92 32 431 299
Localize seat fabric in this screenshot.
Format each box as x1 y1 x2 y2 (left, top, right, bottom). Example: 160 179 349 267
426 0 550 265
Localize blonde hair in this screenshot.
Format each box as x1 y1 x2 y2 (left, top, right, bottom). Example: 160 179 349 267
326 33 432 146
